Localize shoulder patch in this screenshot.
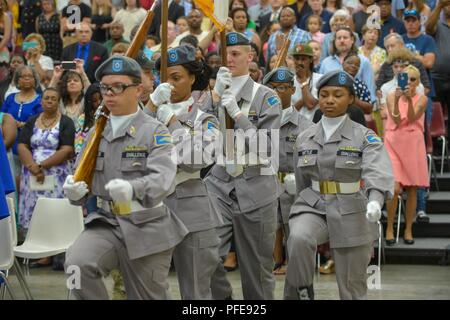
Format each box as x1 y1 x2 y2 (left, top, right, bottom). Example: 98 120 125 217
154 134 172 146
207 121 217 130
366 135 382 144
267 96 280 107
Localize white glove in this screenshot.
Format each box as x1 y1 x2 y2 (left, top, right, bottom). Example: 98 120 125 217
283 174 296 195
156 104 175 126
63 175 89 201
105 179 133 203
150 82 173 107
214 67 232 96
366 200 381 222
221 89 241 120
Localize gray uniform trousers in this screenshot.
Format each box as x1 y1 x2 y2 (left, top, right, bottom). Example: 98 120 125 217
209 193 277 300
65 220 173 300
284 213 373 300
172 228 220 300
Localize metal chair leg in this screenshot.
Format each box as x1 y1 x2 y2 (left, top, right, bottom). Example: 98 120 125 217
440 136 446 175
377 221 382 269
13 258 33 300
0 271 17 300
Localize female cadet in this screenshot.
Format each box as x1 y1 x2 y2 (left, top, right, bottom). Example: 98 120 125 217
146 45 222 300
284 70 394 300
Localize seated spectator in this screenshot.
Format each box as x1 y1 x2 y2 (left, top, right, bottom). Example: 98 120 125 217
23 33 54 85
91 0 114 43
0 54 25 105
205 51 221 69
259 0 284 33
17 87 75 265
324 0 342 13
61 22 109 83
103 22 129 55
260 21 281 64
36 0 63 62
110 0 146 42
353 0 374 38
1 65 42 179
384 65 428 246
249 61 262 82
358 25 387 78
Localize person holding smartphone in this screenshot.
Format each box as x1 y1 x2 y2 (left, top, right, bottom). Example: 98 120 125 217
384 65 429 246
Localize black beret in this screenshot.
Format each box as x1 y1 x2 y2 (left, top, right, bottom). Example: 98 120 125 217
226 32 250 46
95 56 142 81
134 50 155 71
262 67 294 85
316 70 354 95
155 45 196 70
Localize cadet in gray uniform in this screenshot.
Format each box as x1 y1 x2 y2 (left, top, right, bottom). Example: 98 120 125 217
285 70 394 300
63 56 188 300
146 45 222 300
204 32 282 300
262 67 312 274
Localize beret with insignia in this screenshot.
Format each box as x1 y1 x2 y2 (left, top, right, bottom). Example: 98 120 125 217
155 45 196 70
226 32 250 46
134 50 155 71
316 70 355 95
95 56 142 81
263 67 294 85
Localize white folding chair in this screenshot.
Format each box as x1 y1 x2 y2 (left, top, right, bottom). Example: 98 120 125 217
14 198 84 284
0 216 17 300
6 197 33 299
395 195 405 244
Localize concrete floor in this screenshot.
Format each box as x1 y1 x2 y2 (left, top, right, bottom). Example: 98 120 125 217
3 264 450 300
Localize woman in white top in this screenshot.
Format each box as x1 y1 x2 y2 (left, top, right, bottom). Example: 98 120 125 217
110 0 146 41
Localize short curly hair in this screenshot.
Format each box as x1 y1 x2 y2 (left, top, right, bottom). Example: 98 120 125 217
13 65 40 89
24 33 47 53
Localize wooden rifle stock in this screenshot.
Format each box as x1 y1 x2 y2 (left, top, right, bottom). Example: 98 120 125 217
73 2 158 188
274 34 291 69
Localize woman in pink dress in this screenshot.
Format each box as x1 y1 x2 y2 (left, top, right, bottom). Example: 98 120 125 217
384 65 428 245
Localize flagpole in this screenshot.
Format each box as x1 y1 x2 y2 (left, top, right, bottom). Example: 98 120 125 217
160 0 169 82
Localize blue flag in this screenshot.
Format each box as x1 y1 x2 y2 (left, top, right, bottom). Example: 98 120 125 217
0 129 14 220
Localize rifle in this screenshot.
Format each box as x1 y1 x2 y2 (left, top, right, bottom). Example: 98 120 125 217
73 1 158 188
274 31 292 69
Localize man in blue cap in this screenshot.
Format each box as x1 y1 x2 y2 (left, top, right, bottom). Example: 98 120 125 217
203 31 282 300
263 67 312 275
63 55 188 300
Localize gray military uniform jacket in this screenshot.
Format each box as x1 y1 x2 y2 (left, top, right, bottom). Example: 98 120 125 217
161 103 223 232
73 109 188 260
204 77 282 212
291 116 394 248
278 107 312 222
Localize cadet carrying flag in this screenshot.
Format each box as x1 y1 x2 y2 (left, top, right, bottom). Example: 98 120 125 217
193 0 225 32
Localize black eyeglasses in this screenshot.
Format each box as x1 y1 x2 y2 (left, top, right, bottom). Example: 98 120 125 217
267 84 292 93
99 83 138 95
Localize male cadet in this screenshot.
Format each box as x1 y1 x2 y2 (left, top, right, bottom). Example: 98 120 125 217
204 32 282 300
63 56 188 300
262 67 312 275
134 50 155 107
